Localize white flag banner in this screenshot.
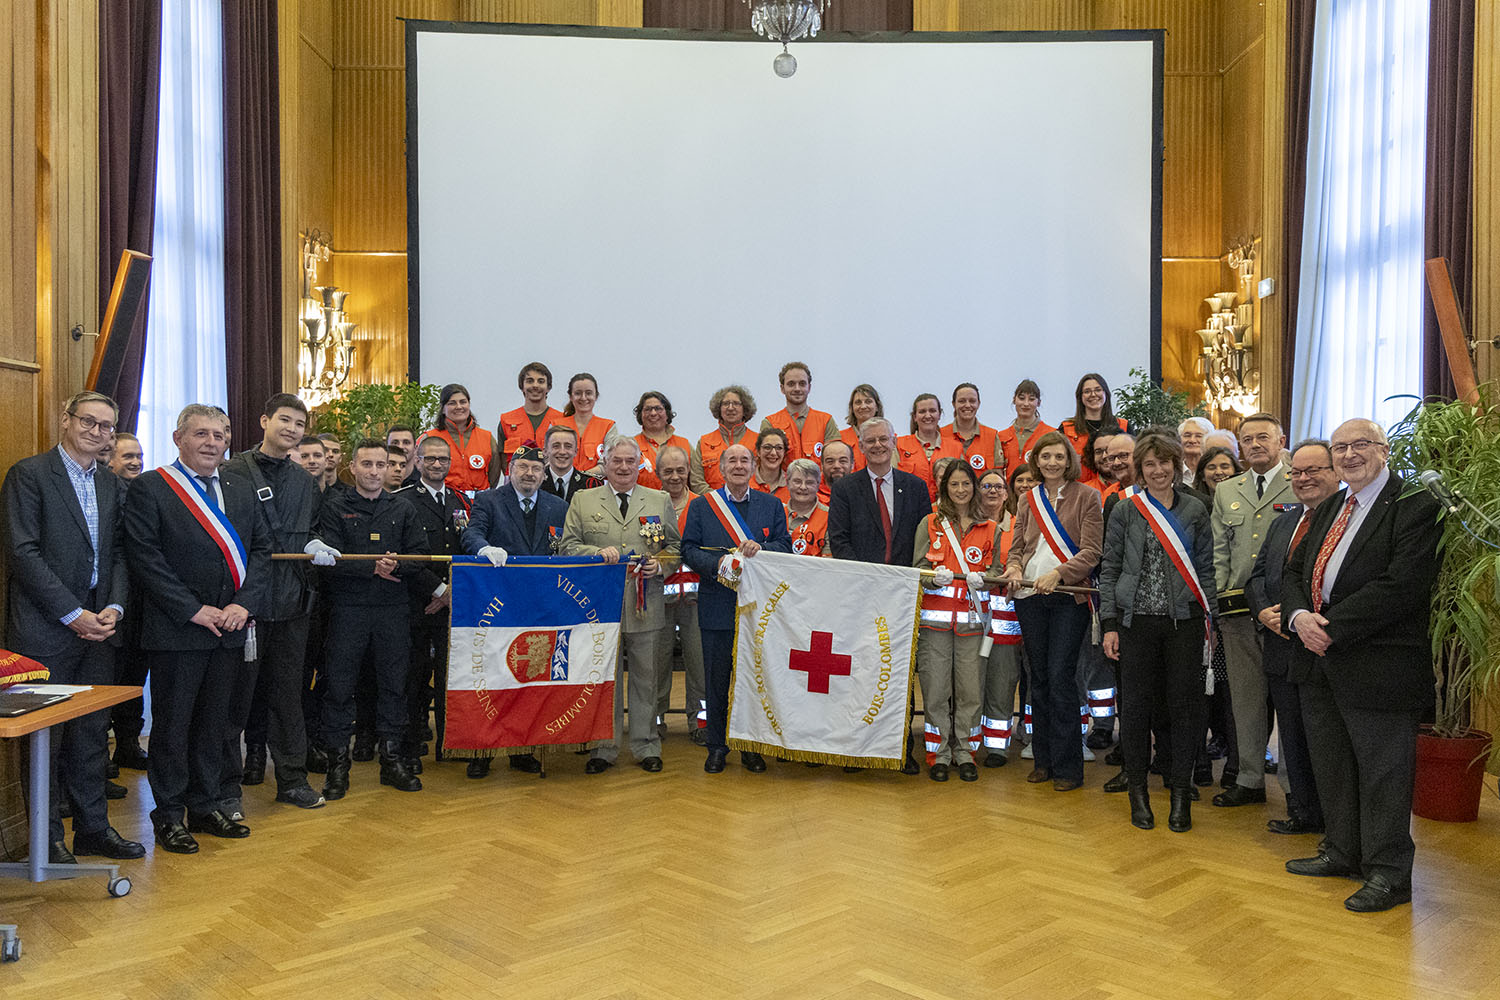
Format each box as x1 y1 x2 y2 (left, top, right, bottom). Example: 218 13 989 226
729 551 920 769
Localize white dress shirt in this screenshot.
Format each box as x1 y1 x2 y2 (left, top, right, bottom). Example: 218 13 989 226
866 467 895 516
1289 465 1390 630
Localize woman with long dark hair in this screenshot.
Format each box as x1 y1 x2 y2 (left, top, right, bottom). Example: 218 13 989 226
1059 373 1129 456
430 383 500 496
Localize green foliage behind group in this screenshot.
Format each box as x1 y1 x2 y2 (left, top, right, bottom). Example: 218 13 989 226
1112 366 1209 431
310 381 440 457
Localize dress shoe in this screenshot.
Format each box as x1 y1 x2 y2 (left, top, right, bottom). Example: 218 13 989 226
188 810 251 839
241 743 267 786
106 760 120 779
704 748 728 773
1127 785 1154 830
1267 816 1325 836
929 763 950 782
467 757 493 779
275 784 327 809
740 751 766 773
957 762 979 782
48 840 77 864
509 753 542 773
640 756 663 772
1053 778 1083 792
73 826 146 860
105 779 128 800
1102 769 1129 793
1344 875 1412 913
689 728 709 747
1212 784 1267 808
1025 767 1051 784
306 746 329 774
900 755 920 775
584 758 614 775
323 747 352 800
113 743 149 770
379 741 423 791
983 751 1007 768
1104 746 1123 766
1193 760 1214 786
154 823 200 855
351 735 376 762
221 798 244 822
1285 853 1361 878
1219 766 1239 789
1168 788 1192 832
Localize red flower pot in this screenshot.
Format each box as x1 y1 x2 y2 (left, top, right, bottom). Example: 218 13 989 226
1413 726 1492 823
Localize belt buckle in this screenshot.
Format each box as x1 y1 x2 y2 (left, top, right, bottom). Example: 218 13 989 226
256 485 275 502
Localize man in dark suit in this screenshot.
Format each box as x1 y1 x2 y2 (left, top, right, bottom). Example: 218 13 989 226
105 432 150 774
827 417 929 773
2 391 144 863
1246 439 1340 836
681 443 792 774
124 404 272 855
1283 418 1443 913
459 444 568 779
539 425 601 504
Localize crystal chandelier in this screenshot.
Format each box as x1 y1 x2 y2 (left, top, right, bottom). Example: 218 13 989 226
743 0 830 77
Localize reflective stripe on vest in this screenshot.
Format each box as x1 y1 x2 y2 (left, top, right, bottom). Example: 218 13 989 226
1087 687 1117 717
981 715 1011 750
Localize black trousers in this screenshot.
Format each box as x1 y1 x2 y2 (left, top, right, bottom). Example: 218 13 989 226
1300 674 1419 884
408 608 448 750
22 636 113 841
1014 594 1090 783
146 646 238 825
302 598 329 739
110 633 149 748
700 626 734 751
1118 614 1206 790
1266 671 1321 824
320 604 410 748
228 616 311 795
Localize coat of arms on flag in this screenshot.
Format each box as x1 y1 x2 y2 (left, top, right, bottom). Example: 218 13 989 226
729 551 920 769
445 557 627 754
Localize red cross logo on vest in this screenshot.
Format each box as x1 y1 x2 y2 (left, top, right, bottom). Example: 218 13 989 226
789 630 852 694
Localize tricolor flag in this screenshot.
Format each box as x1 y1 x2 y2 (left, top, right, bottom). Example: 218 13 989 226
729 551 920 769
445 557 627 754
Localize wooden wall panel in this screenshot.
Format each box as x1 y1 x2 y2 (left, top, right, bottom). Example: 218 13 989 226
1220 35 1263 250
460 1 640 26
335 0 456 68
1160 74 1222 259
1161 260 1221 398
335 254 411 386
1475 1 1500 387
1096 0 1216 74
1256 0 1286 418
333 70 407 250
912 1 1092 31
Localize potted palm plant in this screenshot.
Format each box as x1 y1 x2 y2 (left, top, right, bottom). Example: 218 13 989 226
1386 386 1500 822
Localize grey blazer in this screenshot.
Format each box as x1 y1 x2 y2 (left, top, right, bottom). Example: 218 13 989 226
1098 486 1218 632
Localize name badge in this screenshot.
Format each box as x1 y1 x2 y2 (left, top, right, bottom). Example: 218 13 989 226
370 532 381 542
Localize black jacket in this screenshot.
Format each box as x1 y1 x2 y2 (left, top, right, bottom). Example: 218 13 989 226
827 468 929 566
540 468 601 505
124 466 272 651
223 446 322 621
1098 486 1217 632
1245 504 1304 678
395 481 468 602
317 488 428 607
2 448 131 658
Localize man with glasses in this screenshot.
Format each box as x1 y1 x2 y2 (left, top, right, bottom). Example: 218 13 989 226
1210 412 1292 809
1246 439 1339 838
2 391 145 863
1281 420 1442 913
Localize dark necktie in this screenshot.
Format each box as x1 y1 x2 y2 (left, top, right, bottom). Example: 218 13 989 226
617 492 630 519
1287 511 1311 558
196 475 219 511
556 476 568 499
1256 473 1266 499
875 476 892 563
521 495 536 535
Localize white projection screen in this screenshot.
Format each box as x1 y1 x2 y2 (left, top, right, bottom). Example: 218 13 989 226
409 24 1161 445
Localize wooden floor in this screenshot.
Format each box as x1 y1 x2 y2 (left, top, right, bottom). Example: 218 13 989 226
3 702 1499 999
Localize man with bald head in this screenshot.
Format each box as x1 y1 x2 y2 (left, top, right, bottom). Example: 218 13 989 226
681 443 792 773
1281 418 1442 913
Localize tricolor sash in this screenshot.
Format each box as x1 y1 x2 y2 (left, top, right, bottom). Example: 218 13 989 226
1124 485 1212 667
159 462 248 590
1028 485 1078 564
706 488 754 546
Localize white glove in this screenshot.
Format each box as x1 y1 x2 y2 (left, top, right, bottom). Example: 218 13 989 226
478 545 508 567
304 539 341 567
966 571 987 591
931 567 954 587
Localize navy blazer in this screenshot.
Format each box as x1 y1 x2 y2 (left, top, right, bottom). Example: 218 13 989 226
1245 505 1304 679
461 485 567 557
2 448 131 658
681 488 792 630
827 467 929 566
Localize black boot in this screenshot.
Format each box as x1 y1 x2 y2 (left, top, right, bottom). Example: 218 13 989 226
379 741 422 792
1128 784 1154 830
352 733 376 762
306 745 329 774
322 747 352 801
241 743 267 786
1168 786 1192 832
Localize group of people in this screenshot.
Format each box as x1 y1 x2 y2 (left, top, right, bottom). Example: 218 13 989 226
1 361 1441 916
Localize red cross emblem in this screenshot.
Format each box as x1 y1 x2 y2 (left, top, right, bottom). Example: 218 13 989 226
788 630 852 694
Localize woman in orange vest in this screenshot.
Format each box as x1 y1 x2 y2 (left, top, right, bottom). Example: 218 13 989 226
1058 373 1130 456
941 382 1004 475
559 372 617 476
914 462 1003 783
976 467 1024 766
898 392 963 501
690 384 758 493
783 458 829 557
751 427 789 497
838 383 883 472
429 382 499 496
632 390 690 491
996 378 1057 475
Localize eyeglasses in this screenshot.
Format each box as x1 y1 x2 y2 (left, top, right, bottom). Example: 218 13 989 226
420 456 451 464
979 483 1006 492
69 413 117 435
1330 439 1383 456
1288 465 1332 479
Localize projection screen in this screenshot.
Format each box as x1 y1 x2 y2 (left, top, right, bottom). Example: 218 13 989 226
409 23 1161 447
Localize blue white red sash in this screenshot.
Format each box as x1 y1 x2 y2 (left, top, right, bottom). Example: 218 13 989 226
706 488 754 546
1028 485 1078 563
159 462 248 589
1124 485 1212 662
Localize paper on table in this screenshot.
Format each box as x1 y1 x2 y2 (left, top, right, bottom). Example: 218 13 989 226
5 684 93 695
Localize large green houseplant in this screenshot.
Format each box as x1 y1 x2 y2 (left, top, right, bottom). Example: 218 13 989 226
1112 366 1209 431
310 381 440 455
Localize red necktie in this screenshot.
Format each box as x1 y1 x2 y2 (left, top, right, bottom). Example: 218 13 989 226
876 476 892 563
1287 511 1311 558
1310 496 1358 613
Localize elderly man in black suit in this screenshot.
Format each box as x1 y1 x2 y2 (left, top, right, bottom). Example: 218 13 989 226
2 391 144 863
1282 418 1443 913
460 444 568 779
1246 439 1340 837
124 404 272 854
827 416 930 774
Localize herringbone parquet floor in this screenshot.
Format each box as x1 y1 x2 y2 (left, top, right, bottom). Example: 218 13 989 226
3 696 1498 999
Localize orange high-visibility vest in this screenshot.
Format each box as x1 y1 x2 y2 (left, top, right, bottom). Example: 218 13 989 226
634 432 690 490
919 516 996 634
997 421 1057 475
696 425 757 490
897 433 963 501
940 421 1002 475
838 426 867 472
785 502 830 557
1059 415 1128 455
764 408 835 467
497 406 563 466
562 414 616 470
430 423 494 494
